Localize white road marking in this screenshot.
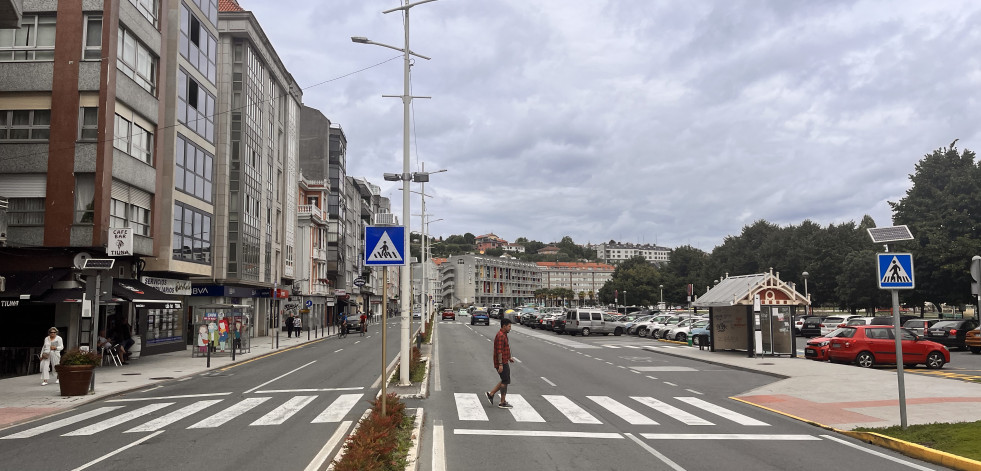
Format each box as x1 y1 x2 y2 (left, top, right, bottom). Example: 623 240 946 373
312 393 364 423
125 400 223 432
244 360 317 394
107 392 231 402
675 397 769 426
505 394 545 422
304 421 353 471
454 393 489 421
432 421 446 471
251 395 317 425
540 377 557 387
643 433 818 440
543 395 602 424
646 375 659 380
664 382 678 387
71 431 165 471
64 403 173 436
631 397 713 426
588 396 658 425
1 407 123 439
334 349 343 353
254 387 364 394
819 434 936 471
685 389 703 395
631 366 698 372
625 433 686 471
605 361 614 365
188 397 271 428
454 429 622 439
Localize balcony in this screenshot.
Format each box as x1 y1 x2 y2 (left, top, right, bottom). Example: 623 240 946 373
298 204 327 223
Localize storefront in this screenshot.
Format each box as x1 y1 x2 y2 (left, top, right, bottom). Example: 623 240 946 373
112 278 184 356
190 304 252 357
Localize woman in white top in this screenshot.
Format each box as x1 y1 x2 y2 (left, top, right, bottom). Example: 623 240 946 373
40 327 63 385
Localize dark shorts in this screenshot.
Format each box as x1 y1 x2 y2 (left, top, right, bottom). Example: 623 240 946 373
497 363 511 385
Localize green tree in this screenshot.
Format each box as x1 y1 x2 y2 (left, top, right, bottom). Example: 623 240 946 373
890 143 981 309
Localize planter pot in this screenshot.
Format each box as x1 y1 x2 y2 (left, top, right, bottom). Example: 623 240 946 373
54 364 95 396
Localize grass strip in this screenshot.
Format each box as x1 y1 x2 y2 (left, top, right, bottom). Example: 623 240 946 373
854 420 981 461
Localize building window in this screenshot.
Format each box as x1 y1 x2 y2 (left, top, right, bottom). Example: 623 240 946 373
83 15 102 60
79 107 99 141
179 4 217 84
176 135 213 203
113 114 153 164
117 27 157 94
0 110 51 141
6 197 45 226
0 15 56 61
173 202 212 264
75 175 95 224
129 0 159 26
177 69 215 143
111 199 151 236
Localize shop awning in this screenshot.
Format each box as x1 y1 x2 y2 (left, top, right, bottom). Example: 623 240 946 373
38 289 86 303
113 279 182 304
0 268 71 300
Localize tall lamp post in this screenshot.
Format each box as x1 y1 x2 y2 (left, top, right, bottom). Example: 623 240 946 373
353 0 438 387
659 284 664 310
802 271 809 315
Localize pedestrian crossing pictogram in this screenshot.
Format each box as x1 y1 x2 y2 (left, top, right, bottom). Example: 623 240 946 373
365 226 405 266
877 253 915 289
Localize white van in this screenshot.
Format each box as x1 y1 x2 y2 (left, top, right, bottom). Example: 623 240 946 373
562 308 624 336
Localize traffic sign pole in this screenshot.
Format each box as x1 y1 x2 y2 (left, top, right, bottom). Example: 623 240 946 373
878 251 913 429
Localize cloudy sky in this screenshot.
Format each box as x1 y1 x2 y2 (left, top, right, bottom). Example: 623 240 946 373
240 0 981 251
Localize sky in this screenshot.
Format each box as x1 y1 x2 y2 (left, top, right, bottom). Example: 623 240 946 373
240 0 981 252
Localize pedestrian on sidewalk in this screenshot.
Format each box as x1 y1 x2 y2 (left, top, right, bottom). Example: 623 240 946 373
293 315 302 337
40 327 63 385
285 314 295 338
486 318 515 409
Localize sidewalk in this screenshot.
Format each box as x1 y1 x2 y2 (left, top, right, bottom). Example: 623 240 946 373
0 330 328 430
645 342 981 430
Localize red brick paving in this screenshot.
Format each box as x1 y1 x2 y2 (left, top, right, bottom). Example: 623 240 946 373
737 394 981 426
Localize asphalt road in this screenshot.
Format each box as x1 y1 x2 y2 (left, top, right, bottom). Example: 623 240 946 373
0 318 405 471
418 318 947 471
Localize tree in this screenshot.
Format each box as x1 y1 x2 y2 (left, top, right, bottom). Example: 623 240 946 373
891 143 981 308
484 247 504 257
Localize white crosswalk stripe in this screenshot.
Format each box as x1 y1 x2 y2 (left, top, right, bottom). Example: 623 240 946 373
125 400 223 433
587 396 659 425
675 397 769 426
64 403 174 436
187 397 271 429
251 395 317 426
312 393 364 423
1 407 123 439
451 393 770 429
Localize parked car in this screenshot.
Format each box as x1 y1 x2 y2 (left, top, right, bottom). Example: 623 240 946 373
666 318 708 343
624 315 654 335
471 308 490 326
793 315 808 336
641 315 678 338
820 315 863 336
845 317 877 327
657 316 693 339
691 322 711 346
924 319 980 350
552 316 568 334
828 325 949 369
562 308 625 336
799 316 824 337
902 318 939 337
804 328 847 361
966 328 980 354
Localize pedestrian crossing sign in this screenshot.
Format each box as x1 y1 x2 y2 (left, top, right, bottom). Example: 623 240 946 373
877 253 914 289
365 226 405 266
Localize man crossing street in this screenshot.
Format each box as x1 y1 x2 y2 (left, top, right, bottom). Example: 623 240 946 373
486 318 516 409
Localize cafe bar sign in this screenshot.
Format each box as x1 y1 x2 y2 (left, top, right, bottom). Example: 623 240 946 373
109 228 133 256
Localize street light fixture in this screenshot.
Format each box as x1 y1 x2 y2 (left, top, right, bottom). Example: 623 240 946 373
353 0 439 387
659 284 664 310
802 271 809 315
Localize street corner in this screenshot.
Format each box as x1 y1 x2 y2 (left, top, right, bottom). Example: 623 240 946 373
732 394 885 429
840 430 981 471
0 407 64 430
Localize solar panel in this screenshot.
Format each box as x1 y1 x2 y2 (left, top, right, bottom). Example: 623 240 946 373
82 259 115 269
867 226 914 244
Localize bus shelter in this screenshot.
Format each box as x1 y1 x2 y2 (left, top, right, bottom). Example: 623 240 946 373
694 270 809 358
191 304 253 357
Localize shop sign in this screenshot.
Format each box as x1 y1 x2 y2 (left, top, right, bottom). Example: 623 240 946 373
141 276 192 296
254 288 290 298
108 228 133 256
191 285 251 297
0 300 19 308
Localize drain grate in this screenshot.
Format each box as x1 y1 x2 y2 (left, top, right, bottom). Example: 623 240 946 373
121 373 142 376
149 377 175 380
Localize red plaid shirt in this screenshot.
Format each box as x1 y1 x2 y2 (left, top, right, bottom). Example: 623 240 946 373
493 329 510 368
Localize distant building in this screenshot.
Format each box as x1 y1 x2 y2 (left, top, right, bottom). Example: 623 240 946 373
439 255 541 307
538 245 560 255
593 242 670 265
476 233 506 253
537 262 614 305
501 243 525 253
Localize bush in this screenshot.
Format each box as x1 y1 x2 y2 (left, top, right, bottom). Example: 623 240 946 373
333 393 411 471
59 348 102 366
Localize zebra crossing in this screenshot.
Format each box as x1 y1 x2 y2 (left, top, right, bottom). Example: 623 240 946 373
452 393 769 427
0 392 366 439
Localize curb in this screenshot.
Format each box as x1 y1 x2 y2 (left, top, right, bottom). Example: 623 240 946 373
405 408 425 471
731 396 981 471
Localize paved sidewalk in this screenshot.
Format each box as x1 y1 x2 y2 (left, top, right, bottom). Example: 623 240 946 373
645 342 981 430
0 330 331 430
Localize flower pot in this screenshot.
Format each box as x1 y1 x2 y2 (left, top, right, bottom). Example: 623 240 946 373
54 364 94 396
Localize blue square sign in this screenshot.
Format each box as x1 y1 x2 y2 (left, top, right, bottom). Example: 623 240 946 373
365 226 405 266
877 253 914 289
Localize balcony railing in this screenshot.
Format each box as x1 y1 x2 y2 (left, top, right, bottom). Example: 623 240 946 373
298 204 327 221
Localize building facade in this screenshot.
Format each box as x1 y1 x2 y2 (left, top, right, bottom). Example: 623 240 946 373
593 242 671 265
537 261 614 305
439 255 541 308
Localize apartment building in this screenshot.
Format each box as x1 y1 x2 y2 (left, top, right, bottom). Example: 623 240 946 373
537 261 614 305
593 242 671 265
439 255 541 308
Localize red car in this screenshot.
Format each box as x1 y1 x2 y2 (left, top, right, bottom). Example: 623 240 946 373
804 328 848 361
441 309 456 321
828 325 949 369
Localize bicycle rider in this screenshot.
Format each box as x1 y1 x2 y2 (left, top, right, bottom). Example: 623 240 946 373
338 311 348 338
360 310 368 335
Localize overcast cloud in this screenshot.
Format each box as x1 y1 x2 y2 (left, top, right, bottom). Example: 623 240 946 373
241 0 981 251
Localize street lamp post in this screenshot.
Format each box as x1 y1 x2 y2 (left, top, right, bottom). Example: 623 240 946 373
659 284 664 310
353 0 438 387
802 271 809 315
